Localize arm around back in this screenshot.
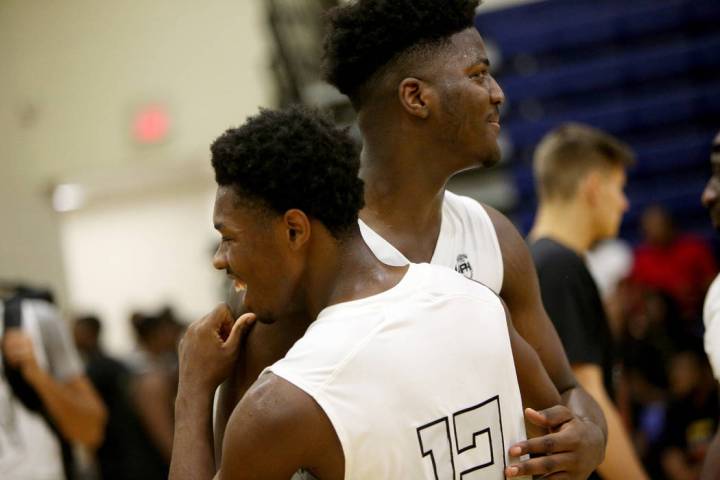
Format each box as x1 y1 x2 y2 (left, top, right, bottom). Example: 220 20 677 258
485 206 607 479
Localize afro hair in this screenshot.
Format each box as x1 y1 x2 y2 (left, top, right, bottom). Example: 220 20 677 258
210 105 364 238
323 0 479 103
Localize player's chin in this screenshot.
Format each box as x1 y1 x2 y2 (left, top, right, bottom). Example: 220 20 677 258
478 144 502 168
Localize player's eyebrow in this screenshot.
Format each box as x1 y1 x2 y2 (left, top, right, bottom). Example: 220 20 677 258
471 53 490 67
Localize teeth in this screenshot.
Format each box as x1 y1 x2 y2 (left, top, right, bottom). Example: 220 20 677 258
233 280 247 292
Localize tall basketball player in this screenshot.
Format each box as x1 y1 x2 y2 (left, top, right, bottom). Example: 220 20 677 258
170 106 561 479
216 2 606 479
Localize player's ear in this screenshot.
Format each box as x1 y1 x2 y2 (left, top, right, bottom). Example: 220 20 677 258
282 209 311 251
581 171 603 206
398 77 433 119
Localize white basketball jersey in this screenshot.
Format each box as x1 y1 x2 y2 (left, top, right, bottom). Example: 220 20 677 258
704 273 720 381
359 191 504 293
268 263 528 479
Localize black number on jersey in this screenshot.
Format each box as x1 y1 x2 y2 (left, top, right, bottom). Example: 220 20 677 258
417 396 506 479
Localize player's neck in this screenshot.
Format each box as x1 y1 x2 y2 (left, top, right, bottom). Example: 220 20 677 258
529 202 596 255
302 227 407 320
359 131 451 234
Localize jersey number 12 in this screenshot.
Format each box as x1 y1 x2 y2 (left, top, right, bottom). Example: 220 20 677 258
417 395 505 479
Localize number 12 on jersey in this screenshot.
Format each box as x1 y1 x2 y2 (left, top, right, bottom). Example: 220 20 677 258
417 396 506 479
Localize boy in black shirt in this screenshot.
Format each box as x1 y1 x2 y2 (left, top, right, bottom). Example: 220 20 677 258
528 123 646 479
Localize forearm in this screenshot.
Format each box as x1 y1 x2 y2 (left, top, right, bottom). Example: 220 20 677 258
700 427 720 480
592 386 648 479
171 388 216 480
27 371 106 447
561 385 608 443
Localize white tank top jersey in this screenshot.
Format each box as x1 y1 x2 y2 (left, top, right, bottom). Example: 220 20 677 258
359 191 504 293
268 263 529 479
704 273 720 381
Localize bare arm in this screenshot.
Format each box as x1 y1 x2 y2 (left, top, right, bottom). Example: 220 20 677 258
574 364 649 480
3 330 107 448
171 305 340 480
485 206 607 478
218 374 342 480
27 371 106 448
488 206 606 426
214 316 308 462
502 300 561 411
172 381 216 480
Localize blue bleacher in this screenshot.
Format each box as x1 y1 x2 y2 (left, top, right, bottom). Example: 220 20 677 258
505 84 720 151
477 0 720 62
500 36 720 105
475 0 720 241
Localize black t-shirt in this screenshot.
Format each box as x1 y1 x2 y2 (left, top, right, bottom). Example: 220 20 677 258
84 351 169 480
530 238 614 377
530 238 615 480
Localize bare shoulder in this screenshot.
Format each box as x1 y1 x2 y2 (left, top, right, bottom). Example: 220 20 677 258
480 203 536 289
220 373 343 480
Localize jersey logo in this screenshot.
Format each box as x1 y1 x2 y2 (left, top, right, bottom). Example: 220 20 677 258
455 254 473 279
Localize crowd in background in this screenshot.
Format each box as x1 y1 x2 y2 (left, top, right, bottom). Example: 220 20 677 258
590 205 718 479
71 308 183 480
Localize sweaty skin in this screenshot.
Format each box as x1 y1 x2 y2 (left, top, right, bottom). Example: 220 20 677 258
216 27 607 479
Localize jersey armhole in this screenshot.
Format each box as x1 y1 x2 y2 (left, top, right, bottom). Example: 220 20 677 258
450 193 505 292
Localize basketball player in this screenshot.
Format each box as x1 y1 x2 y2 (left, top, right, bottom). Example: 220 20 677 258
528 124 647 479
700 129 720 480
217 0 605 478
215 2 607 479
170 106 561 479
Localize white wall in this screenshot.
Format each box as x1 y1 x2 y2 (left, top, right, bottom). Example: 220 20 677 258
60 181 221 354
0 0 271 350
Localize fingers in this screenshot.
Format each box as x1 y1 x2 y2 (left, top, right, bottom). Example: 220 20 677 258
208 303 235 328
510 430 570 457
524 406 574 429
225 313 257 349
2 331 35 366
505 452 575 478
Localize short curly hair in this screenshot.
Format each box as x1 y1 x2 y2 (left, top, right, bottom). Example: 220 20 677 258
211 105 364 238
323 0 479 105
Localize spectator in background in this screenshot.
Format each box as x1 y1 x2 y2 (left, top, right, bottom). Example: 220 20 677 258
528 123 649 479
74 315 168 480
630 204 717 333
621 291 679 477
0 287 106 480
126 307 182 472
700 129 720 480
660 346 718 480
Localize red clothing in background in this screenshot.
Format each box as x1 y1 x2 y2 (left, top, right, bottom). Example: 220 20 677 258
631 235 717 319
